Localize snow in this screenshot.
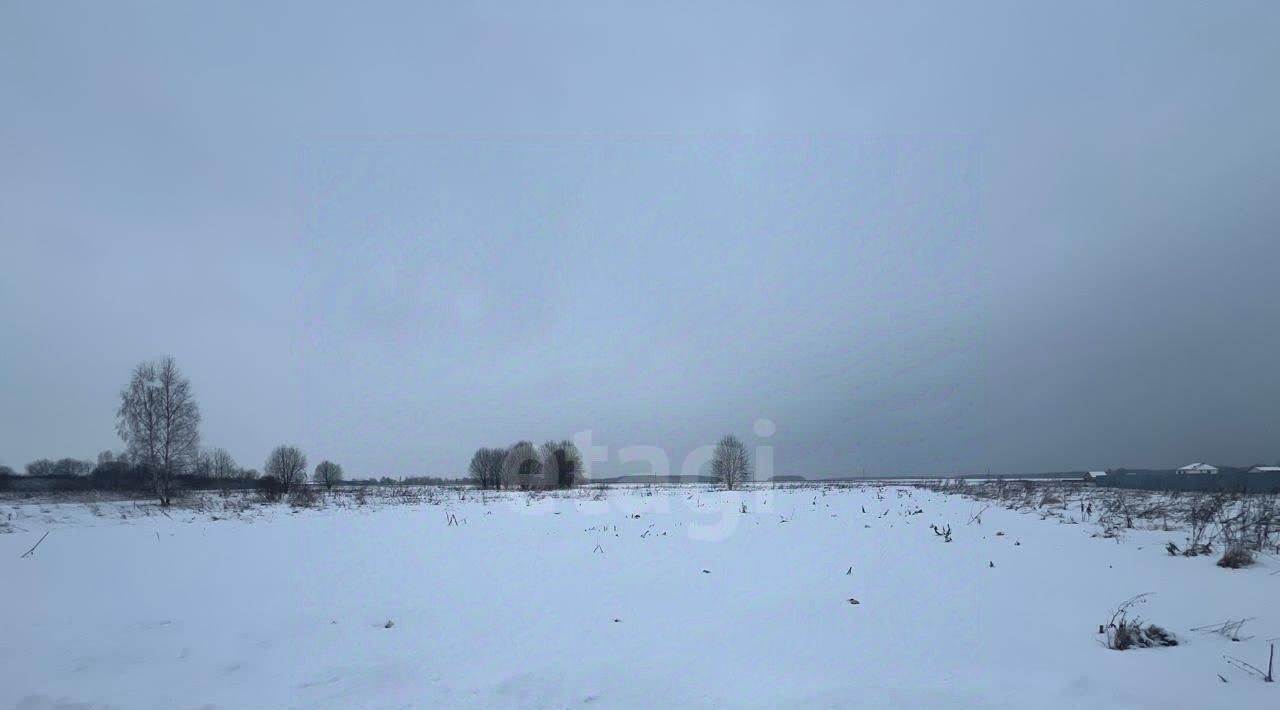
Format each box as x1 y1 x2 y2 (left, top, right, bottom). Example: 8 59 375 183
1 485 1276 709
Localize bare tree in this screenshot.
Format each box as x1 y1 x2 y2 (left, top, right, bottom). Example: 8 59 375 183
206 448 238 478
468 447 505 490
265 445 308 492
116 357 201 505
503 441 541 490
711 434 752 490
25 459 57 476
194 450 214 478
313 460 344 490
540 440 583 489
53 458 94 477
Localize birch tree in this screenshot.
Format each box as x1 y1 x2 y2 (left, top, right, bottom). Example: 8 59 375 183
116 357 201 505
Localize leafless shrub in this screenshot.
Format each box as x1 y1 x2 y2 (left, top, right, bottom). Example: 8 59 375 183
1218 544 1255 569
1192 618 1254 642
1184 493 1226 554
257 475 285 502
1224 645 1275 683
1229 496 1280 555
288 486 321 508
1103 593 1177 650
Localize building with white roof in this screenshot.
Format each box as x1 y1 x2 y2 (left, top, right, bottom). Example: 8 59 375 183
1176 463 1218 475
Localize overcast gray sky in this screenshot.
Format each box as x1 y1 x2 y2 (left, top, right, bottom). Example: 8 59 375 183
2 2 1278 478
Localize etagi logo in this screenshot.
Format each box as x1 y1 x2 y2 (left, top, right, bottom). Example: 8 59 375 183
500 419 777 542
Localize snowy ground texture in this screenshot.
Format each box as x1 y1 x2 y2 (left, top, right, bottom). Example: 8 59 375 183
2 484 1277 709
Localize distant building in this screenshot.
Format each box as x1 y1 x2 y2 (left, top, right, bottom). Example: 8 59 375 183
1084 471 1107 483
1176 463 1218 475
1248 466 1280 474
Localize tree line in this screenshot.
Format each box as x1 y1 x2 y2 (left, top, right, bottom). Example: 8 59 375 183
2 356 759 501
467 440 584 490
467 433 754 490
0 357 347 504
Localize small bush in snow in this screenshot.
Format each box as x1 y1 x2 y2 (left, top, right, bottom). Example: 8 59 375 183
288 485 321 508
929 523 952 542
1217 544 1254 569
1109 623 1177 650
1103 594 1177 650
257 475 285 502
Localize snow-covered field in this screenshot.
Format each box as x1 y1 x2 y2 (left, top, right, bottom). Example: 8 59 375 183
2 485 1276 709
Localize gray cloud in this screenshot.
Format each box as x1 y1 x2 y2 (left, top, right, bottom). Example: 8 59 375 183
2 2 1278 477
